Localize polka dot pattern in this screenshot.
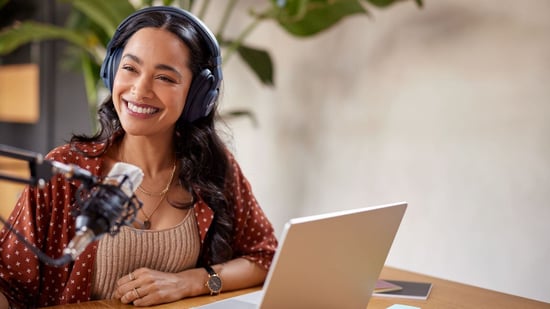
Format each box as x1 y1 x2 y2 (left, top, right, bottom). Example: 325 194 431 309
0 143 278 307
193 153 278 270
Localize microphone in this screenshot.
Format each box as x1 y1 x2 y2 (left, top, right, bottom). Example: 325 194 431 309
62 162 143 260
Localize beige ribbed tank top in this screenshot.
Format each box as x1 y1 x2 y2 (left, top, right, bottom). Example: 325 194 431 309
91 210 200 299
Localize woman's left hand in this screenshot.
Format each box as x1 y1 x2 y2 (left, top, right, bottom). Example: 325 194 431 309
113 267 206 306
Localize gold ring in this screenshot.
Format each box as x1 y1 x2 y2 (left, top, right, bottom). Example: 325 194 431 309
129 272 135 281
133 287 141 299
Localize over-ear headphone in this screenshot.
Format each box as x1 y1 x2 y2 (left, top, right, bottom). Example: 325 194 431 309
100 6 222 123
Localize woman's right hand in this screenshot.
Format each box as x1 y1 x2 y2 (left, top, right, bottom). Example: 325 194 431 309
113 267 207 307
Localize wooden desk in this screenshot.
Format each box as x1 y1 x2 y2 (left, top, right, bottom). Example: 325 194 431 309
45 267 549 309
44 287 262 309
370 267 548 309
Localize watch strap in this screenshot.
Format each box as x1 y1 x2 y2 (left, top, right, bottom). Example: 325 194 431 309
204 265 217 276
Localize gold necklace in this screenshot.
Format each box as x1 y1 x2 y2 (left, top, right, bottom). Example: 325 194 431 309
138 183 170 197
138 165 175 197
140 161 177 229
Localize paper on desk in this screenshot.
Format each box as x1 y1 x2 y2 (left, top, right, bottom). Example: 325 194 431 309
387 305 421 309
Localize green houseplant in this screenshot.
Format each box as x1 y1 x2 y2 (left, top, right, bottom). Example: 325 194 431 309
0 0 422 129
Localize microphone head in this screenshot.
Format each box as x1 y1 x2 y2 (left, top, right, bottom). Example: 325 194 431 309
104 162 144 197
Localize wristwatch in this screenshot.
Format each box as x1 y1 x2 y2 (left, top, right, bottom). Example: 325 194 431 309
204 265 222 295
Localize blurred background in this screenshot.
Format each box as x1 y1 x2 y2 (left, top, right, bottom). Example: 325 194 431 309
1 0 549 304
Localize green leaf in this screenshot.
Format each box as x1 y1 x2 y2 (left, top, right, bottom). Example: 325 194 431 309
365 0 394 7
64 10 111 49
237 44 274 86
364 0 423 7
275 0 367 37
0 21 90 55
62 0 136 36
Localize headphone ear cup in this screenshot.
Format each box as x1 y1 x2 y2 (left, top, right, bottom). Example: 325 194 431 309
182 68 218 122
100 46 123 93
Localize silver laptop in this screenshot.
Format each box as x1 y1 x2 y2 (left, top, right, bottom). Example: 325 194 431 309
194 202 407 309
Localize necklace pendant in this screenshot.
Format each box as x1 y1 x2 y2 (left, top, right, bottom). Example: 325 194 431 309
143 220 151 230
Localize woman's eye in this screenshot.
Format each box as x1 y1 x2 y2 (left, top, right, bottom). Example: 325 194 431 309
121 65 137 73
157 75 176 83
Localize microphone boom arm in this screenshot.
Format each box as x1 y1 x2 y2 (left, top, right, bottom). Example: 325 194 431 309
0 144 97 188
0 143 46 186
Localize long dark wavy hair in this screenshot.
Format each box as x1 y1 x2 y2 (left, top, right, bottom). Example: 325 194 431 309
71 9 234 266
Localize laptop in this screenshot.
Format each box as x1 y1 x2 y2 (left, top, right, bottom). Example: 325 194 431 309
194 202 407 309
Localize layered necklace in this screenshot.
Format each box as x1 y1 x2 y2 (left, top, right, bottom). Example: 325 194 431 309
137 161 177 229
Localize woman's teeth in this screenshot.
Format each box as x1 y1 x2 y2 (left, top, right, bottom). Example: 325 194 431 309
127 101 158 114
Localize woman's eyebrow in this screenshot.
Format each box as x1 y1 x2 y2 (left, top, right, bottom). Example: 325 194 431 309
122 53 183 78
122 53 142 64
155 63 183 79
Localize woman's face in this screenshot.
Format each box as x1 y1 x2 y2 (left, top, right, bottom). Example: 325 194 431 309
112 27 193 138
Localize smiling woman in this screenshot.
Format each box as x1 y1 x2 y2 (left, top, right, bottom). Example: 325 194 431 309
0 6 278 308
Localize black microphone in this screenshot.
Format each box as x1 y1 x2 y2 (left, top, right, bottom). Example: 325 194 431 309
62 162 143 260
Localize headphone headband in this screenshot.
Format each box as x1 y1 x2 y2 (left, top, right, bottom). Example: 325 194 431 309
100 6 222 122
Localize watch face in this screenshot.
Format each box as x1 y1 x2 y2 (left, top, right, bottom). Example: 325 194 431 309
208 275 222 292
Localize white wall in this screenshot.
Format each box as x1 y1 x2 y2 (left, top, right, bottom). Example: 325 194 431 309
216 0 550 303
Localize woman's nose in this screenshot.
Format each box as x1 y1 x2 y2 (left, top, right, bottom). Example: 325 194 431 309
131 76 153 99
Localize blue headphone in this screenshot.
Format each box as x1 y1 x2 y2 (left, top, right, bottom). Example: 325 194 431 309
100 6 222 123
